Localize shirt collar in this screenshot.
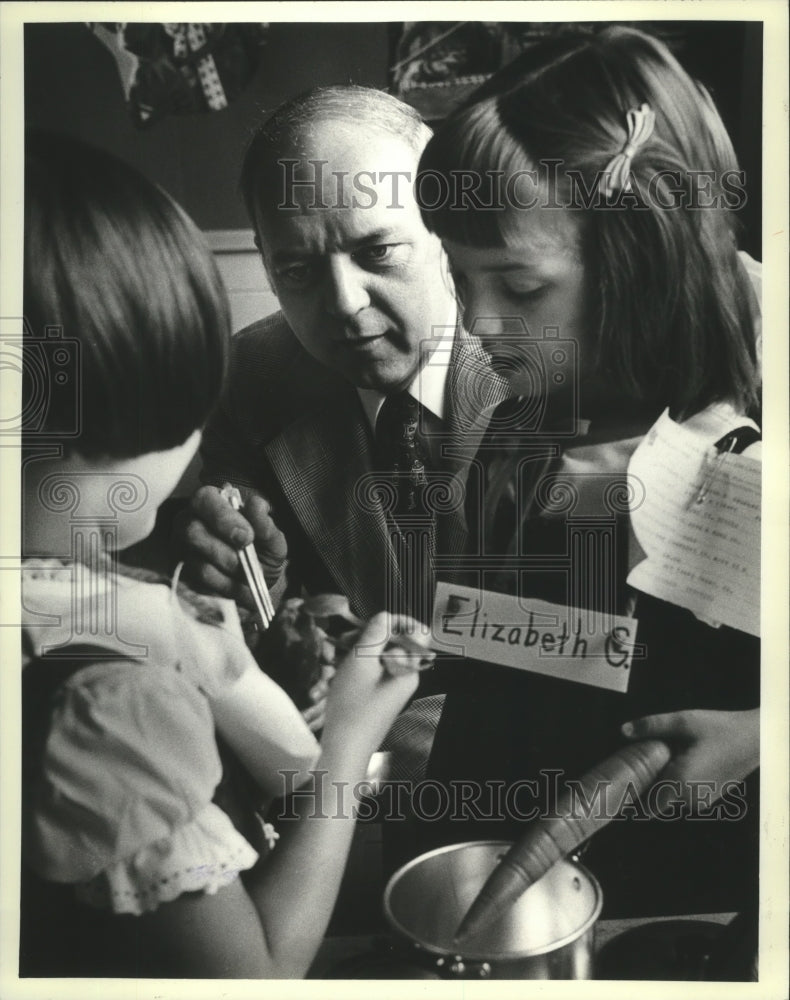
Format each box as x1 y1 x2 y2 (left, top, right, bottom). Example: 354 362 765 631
357 316 456 431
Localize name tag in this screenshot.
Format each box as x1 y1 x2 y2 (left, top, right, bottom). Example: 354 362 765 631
432 582 639 693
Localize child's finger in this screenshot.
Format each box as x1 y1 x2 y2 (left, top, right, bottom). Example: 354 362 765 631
302 701 324 724
348 613 434 676
303 704 326 733
381 645 436 676
353 611 397 656
354 614 431 651
380 645 410 677
388 615 432 647
308 678 330 704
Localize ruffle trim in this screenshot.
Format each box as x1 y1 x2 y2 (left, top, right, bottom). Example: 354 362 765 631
74 802 259 915
21 558 73 581
22 559 253 694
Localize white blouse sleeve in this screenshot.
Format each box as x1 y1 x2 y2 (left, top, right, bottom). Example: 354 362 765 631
25 659 259 915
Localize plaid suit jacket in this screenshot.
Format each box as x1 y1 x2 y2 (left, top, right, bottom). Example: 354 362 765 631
201 311 507 619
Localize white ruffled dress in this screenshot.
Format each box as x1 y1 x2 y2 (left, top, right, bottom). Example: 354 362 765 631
22 559 319 915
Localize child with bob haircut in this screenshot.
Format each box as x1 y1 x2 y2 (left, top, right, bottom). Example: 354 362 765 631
20 131 427 978
416 26 761 920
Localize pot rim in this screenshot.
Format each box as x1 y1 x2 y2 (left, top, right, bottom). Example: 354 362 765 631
383 839 603 962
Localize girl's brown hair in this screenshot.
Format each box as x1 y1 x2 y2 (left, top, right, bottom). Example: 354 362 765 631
24 131 231 457
418 26 760 419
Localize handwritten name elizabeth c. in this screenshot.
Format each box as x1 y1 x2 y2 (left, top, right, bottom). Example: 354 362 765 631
441 594 632 669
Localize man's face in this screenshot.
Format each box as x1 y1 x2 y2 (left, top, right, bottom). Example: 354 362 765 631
255 123 452 393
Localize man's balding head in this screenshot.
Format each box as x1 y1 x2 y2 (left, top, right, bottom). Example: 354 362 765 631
240 86 432 226
239 86 453 394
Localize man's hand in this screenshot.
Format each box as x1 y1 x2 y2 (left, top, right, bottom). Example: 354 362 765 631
174 485 288 610
621 707 759 814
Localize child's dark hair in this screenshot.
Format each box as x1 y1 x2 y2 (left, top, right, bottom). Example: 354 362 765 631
24 131 230 458
418 26 760 419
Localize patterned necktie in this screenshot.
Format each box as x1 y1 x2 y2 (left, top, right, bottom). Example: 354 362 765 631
375 391 436 621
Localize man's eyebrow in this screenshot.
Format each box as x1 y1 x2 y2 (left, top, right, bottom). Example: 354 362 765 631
270 249 314 265
345 228 401 249
270 229 403 264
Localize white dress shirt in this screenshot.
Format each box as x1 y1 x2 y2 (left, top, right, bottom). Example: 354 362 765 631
357 319 456 463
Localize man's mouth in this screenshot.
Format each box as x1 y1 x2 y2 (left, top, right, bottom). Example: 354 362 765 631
336 333 388 350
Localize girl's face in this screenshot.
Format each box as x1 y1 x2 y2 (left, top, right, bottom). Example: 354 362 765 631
443 204 590 405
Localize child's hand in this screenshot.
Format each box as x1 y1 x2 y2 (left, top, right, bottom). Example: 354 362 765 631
322 613 432 759
621 708 759 814
301 664 336 733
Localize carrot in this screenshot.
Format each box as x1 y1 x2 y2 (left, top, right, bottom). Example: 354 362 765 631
452 739 671 946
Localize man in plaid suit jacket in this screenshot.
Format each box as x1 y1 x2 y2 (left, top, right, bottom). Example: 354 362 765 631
196 308 504 624
177 88 506 758
180 86 506 631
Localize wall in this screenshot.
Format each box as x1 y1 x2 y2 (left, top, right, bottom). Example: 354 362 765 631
25 20 393 359
24 21 393 498
208 231 279 333
24 21 391 231
24 20 761 261
23 19 763 502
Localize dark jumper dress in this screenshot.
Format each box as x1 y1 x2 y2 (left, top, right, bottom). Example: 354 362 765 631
423 416 760 918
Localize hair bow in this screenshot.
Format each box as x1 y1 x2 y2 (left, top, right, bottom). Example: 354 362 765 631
601 103 655 198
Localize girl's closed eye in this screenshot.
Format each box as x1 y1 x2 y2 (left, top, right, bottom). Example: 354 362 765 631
502 279 548 302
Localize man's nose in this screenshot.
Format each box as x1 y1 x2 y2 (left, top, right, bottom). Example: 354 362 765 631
323 256 370 318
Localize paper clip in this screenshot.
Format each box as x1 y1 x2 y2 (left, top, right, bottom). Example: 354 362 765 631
220 484 276 629
695 436 737 504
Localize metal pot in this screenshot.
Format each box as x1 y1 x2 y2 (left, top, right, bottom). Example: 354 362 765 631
383 840 602 979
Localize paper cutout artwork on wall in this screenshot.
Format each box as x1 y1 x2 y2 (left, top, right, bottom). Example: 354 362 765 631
87 23 270 128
